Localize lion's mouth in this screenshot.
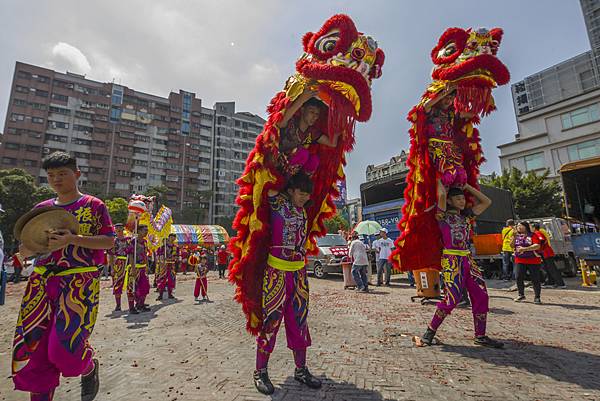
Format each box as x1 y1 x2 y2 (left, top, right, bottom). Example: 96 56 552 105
433 54 510 87
296 57 373 121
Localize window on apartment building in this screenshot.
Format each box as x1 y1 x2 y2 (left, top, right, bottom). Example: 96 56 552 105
114 183 129 190
17 71 31 79
45 134 68 143
112 86 123 105
15 85 29 93
23 160 38 167
72 138 91 146
49 106 70 115
34 89 48 98
5 143 20 150
524 152 545 171
75 111 93 120
36 75 50 83
32 117 44 124
561 103 600 129
10 113 25 122
51 93 68 102
133 159 148 167
73 152 91 159
116 170 129 177
32 102 46 110
49 120 69 129
13 99 27 107
110 107 122 121
134 134 149 142
119 131 135 140
568 138 600 161
119 145 133 152
2 157 17 165
73 124 93 133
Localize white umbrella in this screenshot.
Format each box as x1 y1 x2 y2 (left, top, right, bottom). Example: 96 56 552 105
353 220 383 236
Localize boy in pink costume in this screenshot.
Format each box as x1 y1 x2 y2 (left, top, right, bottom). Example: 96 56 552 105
12 152 115 401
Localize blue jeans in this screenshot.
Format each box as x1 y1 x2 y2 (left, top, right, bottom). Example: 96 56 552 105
407 271 415 286
351 264 368 290
377 259 392 285
502 252 514 279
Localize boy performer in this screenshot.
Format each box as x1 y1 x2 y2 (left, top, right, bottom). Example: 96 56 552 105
157 233 178 300
125 225 151 314
253 172 321 395
193 254 209 301
107 223 129 311
12 152 114 401
417 180 503 348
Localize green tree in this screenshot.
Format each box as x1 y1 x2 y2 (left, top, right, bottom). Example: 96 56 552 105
144 185 171 209
0 169 55 249
215 215 236 236
105 197 129 225
481 167 563 219
324 212 349 233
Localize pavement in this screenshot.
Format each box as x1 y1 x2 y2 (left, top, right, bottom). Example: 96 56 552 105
0 272 599 401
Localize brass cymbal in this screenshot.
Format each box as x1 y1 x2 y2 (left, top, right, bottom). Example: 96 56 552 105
14 206 61 240
15 208 79 254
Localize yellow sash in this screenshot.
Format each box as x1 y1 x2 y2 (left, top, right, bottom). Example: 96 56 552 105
267 254 305 272
442 249 471 256
34 266 98 277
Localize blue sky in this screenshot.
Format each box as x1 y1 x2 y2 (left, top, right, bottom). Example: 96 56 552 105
0 0 590 198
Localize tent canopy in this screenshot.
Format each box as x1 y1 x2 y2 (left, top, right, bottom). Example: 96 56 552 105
170 225 230 246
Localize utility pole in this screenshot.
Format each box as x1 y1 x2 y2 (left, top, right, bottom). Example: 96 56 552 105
180 142 190 211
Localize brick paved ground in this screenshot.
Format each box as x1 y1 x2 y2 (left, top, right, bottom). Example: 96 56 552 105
1 271 599 401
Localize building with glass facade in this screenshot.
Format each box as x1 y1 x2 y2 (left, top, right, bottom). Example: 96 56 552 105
499 0 600 179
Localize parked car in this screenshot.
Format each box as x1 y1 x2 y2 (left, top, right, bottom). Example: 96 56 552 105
307 234 349 279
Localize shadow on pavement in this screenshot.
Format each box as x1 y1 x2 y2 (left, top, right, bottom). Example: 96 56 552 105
124 298 183 329
441 341 600 391
271 376 393 401
541 302 600 311
488 307 515 315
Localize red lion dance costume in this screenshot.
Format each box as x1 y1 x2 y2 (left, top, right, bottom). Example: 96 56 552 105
391 27 509 272
228 14 384 394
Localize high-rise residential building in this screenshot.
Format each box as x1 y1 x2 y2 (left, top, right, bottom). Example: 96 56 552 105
365 151 408 182
211 102 264 222
499 1 600 179
0 62 264 223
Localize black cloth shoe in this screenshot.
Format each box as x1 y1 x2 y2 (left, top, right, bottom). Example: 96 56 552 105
294 367 322 389
129 308 139 315
253 369 274 395
137 306 151 312
114 305 121 312
168 293 175 299
474 336 504 349
421 327 436 346
156 294 163 301
81 358 99 401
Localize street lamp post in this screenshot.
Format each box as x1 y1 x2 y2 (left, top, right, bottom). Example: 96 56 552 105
180 142 190 211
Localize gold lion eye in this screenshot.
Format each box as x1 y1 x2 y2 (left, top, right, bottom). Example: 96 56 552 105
315 33 340 53
443 43 457 57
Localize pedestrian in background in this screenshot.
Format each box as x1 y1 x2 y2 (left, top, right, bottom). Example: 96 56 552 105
373 228 394 286
514 221 543 304
533 223 566 289
501 219 515 280
349 232 369 293
217 245 229 279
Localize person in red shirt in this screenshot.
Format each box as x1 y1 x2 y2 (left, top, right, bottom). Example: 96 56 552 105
11 252 24 283
217 245 229 279
532 223 566 288
513 221 543 304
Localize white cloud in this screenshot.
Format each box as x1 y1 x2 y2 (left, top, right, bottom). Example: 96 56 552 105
50 42 92 75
